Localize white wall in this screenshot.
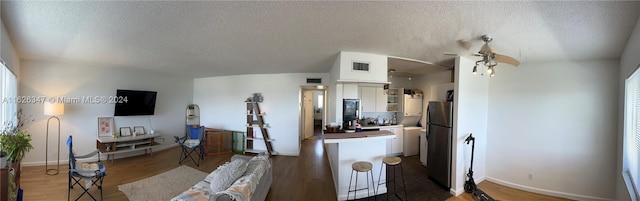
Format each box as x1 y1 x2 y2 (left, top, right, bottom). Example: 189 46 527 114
19 59 193 165
193 73 329 156
1 18 20 76
414 70 452 128
617 15 640 201
452 56 489 195
486 60 619 200
336 51 388 83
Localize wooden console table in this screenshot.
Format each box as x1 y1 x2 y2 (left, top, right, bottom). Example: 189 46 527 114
1 168 7 201
96 134 162 163
204 128 233 155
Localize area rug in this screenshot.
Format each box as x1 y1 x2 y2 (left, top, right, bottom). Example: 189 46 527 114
118 165 208 201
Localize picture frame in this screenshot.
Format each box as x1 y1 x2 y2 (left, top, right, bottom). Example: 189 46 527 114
134 126 145 135
120 127 132 137
97 117 115 137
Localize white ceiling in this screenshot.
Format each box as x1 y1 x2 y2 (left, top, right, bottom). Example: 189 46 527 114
2 1 639 78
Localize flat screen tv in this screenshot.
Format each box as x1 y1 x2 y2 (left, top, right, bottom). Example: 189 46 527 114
114 89 157 116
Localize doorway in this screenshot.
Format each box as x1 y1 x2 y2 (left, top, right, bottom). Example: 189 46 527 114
299 86 327 143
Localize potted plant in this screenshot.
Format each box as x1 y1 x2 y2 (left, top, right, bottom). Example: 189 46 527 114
0 108 34 200
0 130 33 164
0 108 34 164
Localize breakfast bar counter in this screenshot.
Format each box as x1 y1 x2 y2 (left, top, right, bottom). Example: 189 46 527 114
323 130 394 200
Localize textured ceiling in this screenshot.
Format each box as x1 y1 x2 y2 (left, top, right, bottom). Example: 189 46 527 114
2 1 639 78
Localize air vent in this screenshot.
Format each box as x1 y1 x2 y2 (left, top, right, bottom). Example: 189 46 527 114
352 62 370 71
306 78 322 84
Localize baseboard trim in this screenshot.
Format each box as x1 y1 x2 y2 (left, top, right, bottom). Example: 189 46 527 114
451 176 487 196
486 177 614 201
21 143 179 167
273 151 299 156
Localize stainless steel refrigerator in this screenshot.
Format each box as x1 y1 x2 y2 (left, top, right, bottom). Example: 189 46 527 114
427 101 453 189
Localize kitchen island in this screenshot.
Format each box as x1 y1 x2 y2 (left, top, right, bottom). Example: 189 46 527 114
324 130 395 200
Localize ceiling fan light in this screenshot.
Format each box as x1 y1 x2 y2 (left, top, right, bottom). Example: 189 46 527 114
487 66 493 74
490 69 496 77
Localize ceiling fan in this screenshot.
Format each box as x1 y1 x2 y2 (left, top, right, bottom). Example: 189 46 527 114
447 35 520 77
472 35 520 77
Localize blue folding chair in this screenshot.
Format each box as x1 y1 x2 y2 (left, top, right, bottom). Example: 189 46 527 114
67 136 106 201
174 125 205 166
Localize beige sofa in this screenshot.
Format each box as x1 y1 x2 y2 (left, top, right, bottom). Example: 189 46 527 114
170 154 272 201
210 154 272 201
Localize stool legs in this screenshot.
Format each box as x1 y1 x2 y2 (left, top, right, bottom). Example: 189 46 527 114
348 169 354 200
348 169 376 200
400 162 408 201
377 162 408 201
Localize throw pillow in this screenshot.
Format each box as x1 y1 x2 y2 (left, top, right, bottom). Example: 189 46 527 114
209 159 248 193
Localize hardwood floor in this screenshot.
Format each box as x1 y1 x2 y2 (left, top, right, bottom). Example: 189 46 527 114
446 181 572 201
19 139 570 201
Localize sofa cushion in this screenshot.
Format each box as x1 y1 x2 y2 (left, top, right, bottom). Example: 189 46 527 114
208 159 248 193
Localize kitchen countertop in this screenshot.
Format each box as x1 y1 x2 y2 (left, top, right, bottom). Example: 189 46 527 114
323 130 395 144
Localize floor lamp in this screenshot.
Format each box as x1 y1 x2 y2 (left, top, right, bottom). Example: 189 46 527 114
44 102 64 175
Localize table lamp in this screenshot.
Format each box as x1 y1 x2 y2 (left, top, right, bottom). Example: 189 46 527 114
44 102 64 175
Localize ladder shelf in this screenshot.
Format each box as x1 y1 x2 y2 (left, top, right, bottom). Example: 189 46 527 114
246 101 275 155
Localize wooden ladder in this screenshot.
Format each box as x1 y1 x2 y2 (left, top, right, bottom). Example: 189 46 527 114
246 102 274 155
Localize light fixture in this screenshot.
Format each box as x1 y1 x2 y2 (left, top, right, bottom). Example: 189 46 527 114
388 69 395 78
472 63 478 74
472 55 499 77
44 102 64 175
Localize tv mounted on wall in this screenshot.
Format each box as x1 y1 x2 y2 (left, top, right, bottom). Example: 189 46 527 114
114 89 157 116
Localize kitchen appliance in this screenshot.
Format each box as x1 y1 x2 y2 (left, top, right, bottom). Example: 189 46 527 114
403 127 421 156
427 101 453 189
419 128 427 166
325 125 341 133
397 89 423 126
342 99 360 129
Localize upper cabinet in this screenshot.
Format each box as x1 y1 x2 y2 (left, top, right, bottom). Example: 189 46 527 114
359 86 387 113
331 51 389 84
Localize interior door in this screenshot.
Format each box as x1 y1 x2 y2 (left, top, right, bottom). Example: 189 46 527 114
304 91 314 139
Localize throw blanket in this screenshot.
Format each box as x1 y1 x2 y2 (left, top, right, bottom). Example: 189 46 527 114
213 154 271 201
171 154 271 201
170 176 214 201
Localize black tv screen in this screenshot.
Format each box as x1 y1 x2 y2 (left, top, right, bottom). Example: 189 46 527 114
114 89 157 116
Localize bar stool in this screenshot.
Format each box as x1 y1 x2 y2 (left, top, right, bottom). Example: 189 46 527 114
376 156 408 201
348 161 376 200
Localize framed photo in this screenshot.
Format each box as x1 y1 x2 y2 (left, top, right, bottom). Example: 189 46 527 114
97 117 114 137
120 127 132 137
134 126 145 135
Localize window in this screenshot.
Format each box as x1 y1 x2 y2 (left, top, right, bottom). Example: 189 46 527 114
0 59 17 130
625 64 640 199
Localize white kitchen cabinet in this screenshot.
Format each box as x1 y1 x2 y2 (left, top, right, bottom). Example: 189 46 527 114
375 87 387 112
343 83 359 99
360 87 376 112
359 86 388 113
382 126 404 155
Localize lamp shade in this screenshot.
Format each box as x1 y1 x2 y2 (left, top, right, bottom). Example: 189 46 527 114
44 102 64 116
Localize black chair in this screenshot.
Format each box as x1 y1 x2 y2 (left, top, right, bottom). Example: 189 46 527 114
67 135 106 201
174 125 205 166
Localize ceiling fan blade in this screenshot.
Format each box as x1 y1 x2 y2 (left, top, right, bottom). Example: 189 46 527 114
495 54 520 67
443 52 458 56
457 39 471 51
479 43 492 54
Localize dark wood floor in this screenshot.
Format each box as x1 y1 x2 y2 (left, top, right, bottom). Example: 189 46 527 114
19 136 570 201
